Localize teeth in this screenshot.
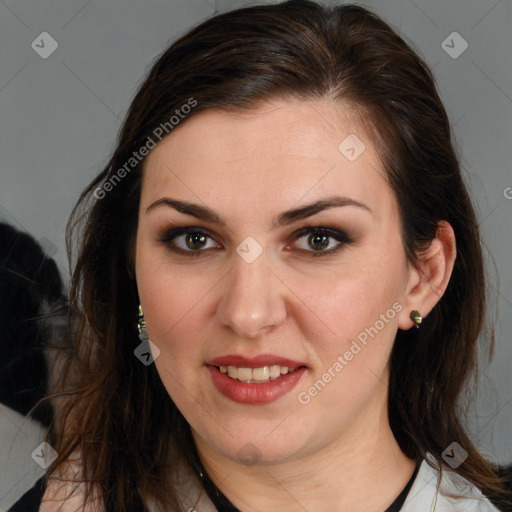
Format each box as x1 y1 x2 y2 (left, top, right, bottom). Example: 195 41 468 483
252 366 269 381
220 365 298 383
237 367 252 381
269 365 280 378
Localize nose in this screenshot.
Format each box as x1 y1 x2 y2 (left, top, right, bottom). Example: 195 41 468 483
216 251 287 339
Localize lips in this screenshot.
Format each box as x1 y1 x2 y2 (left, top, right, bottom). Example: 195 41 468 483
206 354 308 404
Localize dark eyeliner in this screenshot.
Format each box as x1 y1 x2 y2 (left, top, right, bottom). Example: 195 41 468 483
157 226 216 256
157 225 353 257
291 226 353 257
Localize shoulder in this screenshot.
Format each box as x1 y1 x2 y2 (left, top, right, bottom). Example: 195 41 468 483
38 448 217 512
40 480 101 512
401 453 501 512
39 454 103 512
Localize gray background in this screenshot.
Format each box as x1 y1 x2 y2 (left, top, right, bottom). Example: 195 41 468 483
0 0 510 508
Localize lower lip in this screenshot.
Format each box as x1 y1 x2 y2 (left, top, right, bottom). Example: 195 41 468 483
207 366 307 404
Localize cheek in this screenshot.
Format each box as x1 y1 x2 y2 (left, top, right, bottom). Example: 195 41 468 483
136 268 209 412
138 273 203 349
135 253 224 392
290 255 404 343
292 270 403 423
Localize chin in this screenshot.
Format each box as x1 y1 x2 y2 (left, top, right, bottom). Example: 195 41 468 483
194 424 314 467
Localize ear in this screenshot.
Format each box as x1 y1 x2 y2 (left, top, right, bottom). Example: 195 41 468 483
398 220 457 330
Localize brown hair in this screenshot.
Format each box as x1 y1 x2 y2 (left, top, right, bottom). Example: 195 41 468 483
42 1 511 510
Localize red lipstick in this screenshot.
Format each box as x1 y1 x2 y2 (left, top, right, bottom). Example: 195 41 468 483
206 354 308 404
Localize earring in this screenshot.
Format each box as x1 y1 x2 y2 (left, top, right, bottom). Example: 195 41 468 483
137 304 148 341
410 310 422 329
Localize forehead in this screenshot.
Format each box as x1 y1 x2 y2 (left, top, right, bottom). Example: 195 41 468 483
140 99 395 225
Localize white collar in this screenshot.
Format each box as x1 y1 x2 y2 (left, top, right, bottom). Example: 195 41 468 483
401 453 500 511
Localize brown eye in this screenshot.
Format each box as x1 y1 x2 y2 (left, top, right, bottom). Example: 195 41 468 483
292 227 353 255
185 232 208 250
158 227 221 256
308 233 330 251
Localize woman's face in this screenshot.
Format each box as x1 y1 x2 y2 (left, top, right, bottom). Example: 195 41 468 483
135 99 418 464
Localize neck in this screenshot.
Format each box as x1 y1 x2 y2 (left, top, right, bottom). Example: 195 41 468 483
192 388 417 512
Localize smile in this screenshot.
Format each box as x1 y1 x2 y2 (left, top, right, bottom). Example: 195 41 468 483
207 365 307 404
218 364 298 383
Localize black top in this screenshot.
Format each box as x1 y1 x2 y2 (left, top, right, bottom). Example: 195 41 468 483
7 475 46 512
7 461 421 512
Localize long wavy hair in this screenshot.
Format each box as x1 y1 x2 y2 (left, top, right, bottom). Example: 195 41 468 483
41 1 511 510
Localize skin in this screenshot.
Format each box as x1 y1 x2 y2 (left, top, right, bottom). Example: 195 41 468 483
135 98 456 512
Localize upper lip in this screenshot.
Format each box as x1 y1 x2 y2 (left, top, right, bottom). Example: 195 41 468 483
207 354 307 368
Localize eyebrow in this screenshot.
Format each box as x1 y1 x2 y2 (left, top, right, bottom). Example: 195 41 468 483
145 195 371 228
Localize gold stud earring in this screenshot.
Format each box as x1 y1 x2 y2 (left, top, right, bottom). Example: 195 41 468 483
410 310 422 329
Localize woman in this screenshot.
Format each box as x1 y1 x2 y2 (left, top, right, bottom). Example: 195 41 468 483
17 1 511 510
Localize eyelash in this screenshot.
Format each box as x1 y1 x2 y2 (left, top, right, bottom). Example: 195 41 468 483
157 225 353 258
